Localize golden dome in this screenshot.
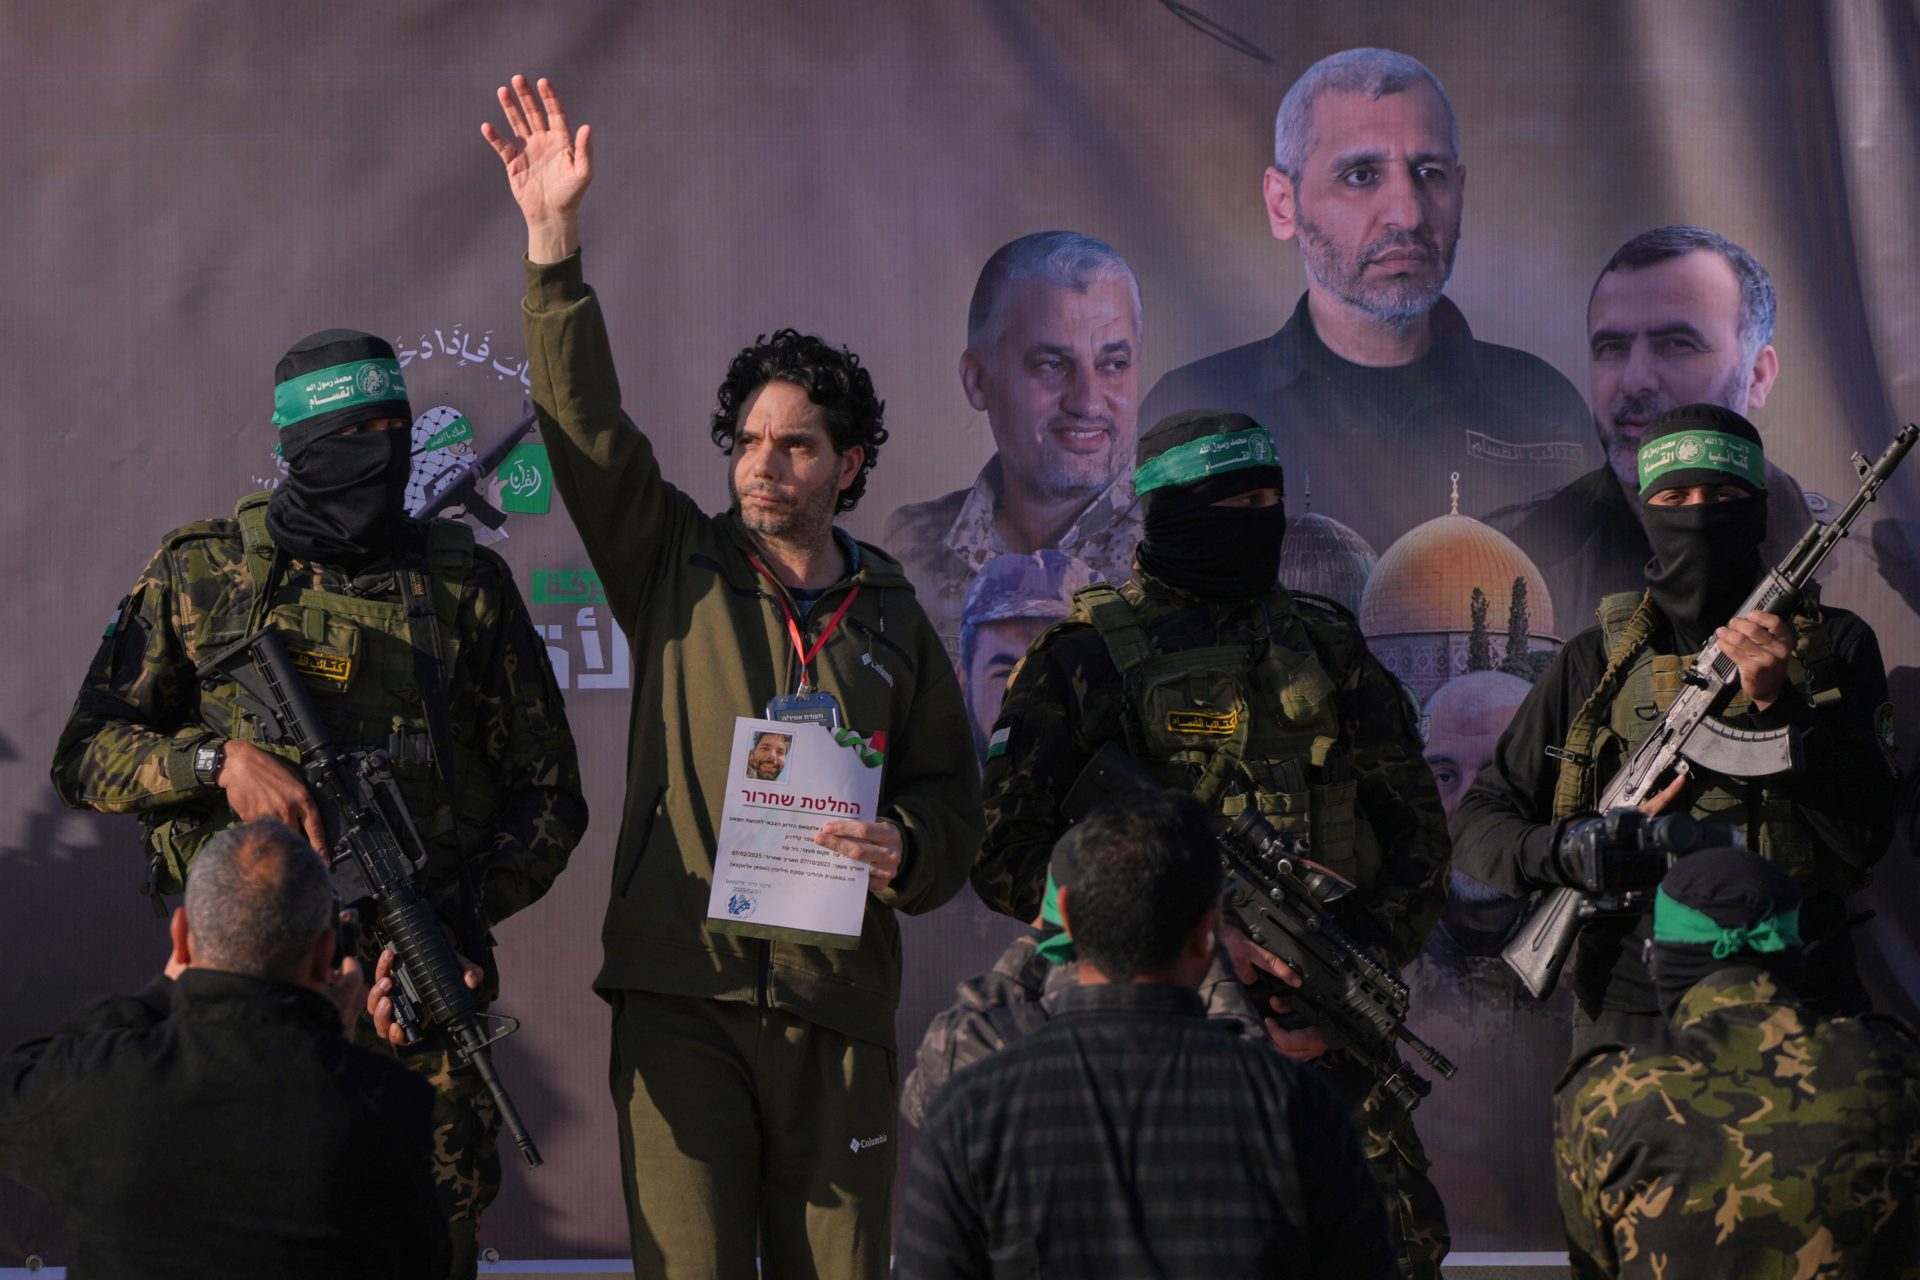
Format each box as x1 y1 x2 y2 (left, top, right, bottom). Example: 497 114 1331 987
1281 512 1377 614
1359 512 1556 638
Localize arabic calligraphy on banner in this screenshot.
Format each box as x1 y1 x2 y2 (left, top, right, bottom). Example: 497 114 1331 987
393 323 531 389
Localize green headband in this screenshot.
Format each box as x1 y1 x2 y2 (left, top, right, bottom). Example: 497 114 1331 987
1133 427 1279 497
1653 889 1801 960
1034 869 1075 964
1637 430 1765 494
272 358 408 429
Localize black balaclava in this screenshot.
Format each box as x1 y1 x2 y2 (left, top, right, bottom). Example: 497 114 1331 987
1134 410 1288 602
1648 845 1804 1015
1637 404 1768 652
265 329 414 569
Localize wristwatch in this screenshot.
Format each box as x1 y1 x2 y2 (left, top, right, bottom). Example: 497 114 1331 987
192 739 228 787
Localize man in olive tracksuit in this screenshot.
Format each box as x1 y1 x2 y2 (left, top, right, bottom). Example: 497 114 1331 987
487 76 982 1278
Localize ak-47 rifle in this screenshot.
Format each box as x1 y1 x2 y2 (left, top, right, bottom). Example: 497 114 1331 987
1503 423 1919 1000
199 626 543 1167
1066 743 1457 1111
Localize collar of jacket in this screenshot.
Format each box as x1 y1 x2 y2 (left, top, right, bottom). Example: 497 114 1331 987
1050 981 1208 1020
717 513 911 597
1671 963 1799 1028
173 968 343 1035
1260 290 1479 397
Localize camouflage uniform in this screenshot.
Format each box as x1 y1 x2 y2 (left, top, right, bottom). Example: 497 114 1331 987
883 456 1141 661
976 570 1454 1278
1554 966 1920 1278
50 491 587 1277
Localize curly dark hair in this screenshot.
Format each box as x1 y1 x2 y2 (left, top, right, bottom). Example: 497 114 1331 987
709 329 887 514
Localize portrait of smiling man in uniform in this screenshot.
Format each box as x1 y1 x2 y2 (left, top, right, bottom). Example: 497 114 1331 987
885 231 1145 659
1142 47 1591 554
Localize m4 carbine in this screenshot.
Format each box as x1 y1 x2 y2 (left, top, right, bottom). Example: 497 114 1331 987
1503 423 1918 1000
1066 743 1457 1112
200 625 543 1167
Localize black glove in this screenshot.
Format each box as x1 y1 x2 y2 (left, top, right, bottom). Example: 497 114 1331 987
1548 809 1732 896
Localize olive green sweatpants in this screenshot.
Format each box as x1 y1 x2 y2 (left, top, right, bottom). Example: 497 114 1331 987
610 989 898 1280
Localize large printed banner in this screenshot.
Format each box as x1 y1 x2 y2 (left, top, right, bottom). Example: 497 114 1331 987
3 0 1917 1262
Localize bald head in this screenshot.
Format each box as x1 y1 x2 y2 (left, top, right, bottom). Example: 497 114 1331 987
184 821 336 981
1424 671 1531 818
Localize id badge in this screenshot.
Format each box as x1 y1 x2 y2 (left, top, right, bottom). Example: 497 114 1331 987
765 690 843 729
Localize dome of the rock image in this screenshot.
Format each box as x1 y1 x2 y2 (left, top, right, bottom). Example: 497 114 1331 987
1359 511 1556 638
1355 475 1562 700
1280 511 1377 614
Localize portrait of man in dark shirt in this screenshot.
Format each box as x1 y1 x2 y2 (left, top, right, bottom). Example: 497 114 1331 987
1142 47 1592 554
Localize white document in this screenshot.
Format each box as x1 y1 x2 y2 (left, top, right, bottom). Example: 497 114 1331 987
706 717 885 949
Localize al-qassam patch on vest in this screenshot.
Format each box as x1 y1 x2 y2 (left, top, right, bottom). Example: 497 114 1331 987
288 645 353 690
1167 707 1240 736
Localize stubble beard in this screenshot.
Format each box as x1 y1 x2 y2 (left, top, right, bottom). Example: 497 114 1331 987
1600 361 1753 493
1298 215 1457 333
732 470 842 550
1032 446 1121 503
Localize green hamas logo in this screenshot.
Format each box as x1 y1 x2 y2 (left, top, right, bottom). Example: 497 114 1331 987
1132 427 1278 496
272 358 408 428
1637 430 1765 492
501 443 552 514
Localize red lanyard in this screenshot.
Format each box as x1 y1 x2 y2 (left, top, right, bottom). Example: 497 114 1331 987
749 556 861 693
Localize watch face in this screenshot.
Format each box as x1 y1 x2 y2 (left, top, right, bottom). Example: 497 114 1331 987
195 744 223 780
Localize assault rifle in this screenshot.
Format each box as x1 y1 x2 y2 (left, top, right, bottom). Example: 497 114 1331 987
200 626 543 1167
1503 423 1919 1000
1065 743 1457 1111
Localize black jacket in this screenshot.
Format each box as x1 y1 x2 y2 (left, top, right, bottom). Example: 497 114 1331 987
0 970 445 1278
1450 607 1895 1016
1141 293 1594 555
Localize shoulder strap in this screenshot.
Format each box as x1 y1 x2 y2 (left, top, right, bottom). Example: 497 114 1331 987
395 521 491 945
234 492 285 634
1552 592 1658 819
394 521 470 796
1073 582 1154 677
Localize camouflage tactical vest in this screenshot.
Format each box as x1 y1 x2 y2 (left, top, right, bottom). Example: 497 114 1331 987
1551 590 1836 885
142 491 485 897
1076 581 1380 888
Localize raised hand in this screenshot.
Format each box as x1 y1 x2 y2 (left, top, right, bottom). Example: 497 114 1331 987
482 74 593 263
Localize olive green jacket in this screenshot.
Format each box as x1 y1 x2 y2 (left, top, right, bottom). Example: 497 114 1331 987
522 251 982 1050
